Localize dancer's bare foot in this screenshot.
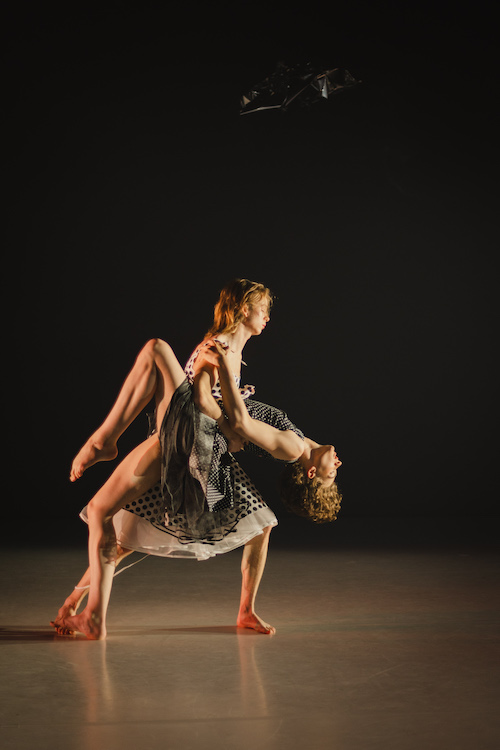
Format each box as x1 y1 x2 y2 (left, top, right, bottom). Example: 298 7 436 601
237 611 276 635
70 435 118 481
51 622 76 636
53 611 106 640
50 599 78 635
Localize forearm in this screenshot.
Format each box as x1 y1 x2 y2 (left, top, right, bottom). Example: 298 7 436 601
193 368 245 449
217 359 252 433
193 369 224 423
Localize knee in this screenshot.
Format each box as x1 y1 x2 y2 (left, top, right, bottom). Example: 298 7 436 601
137 339 173 381
141 338 163 363
147 338 170 355
86 498 113 527
144 338 162 352
145 338 175 367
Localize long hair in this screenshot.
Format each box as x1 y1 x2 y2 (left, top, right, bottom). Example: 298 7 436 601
206 278 273 338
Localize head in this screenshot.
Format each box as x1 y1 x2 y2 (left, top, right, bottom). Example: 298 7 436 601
305 444 342 485
279 460 342 524
206 278 273 338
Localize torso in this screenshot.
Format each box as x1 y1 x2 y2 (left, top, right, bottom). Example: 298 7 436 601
184 340 255 400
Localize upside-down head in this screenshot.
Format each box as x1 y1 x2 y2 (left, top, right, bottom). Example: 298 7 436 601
279 461 342 523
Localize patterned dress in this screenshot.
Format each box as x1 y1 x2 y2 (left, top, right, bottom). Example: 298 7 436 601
82 344 303 561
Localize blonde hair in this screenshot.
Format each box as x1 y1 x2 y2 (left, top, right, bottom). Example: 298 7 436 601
279 462 342 523
206 278 273 338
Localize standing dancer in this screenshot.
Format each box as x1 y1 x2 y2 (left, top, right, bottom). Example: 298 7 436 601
54 280 277 639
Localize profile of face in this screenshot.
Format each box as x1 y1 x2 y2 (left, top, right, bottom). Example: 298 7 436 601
243 295 271 336
308 445 342 487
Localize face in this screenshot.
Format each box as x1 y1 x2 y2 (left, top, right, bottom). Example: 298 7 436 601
243 296 271 336
310 445 342 487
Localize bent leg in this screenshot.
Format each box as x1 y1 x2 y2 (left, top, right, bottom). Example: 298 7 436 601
70 339 186 481
58 435 162 639
237 525 276 635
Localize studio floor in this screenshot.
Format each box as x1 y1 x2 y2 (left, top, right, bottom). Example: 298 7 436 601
1 528 499 750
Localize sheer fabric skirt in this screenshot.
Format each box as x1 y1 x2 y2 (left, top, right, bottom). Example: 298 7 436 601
80 380 277 561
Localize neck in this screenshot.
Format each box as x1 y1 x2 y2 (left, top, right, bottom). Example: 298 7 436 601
216 324 252 354
297 437 319 470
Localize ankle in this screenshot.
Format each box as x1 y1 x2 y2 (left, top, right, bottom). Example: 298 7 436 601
238 601 254 617
92 430 116 449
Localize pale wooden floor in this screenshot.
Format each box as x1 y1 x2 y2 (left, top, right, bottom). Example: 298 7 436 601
1 533 499 750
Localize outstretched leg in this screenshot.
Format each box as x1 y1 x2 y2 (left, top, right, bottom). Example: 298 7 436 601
237 525 276 635
70 338 184 481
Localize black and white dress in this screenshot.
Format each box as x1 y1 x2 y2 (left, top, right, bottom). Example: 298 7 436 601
82 345 303 561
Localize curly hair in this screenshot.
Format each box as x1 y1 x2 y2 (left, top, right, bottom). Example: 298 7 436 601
206 278 273 338
279 461 342 523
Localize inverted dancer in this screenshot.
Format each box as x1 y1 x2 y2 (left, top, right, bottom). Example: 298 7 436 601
53 280 341 639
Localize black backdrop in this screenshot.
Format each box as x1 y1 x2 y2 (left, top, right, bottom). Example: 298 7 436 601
5 1 498 548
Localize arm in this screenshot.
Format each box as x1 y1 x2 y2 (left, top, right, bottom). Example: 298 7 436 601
193 366 221 421
193 363 245 451
216 347 303 462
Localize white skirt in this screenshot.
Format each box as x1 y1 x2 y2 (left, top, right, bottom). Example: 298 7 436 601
80 503 277 562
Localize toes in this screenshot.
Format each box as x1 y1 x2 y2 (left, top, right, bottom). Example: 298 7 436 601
53 625 75 636
261 625 276 635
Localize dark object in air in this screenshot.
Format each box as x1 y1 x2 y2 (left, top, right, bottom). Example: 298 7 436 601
240 62 360 115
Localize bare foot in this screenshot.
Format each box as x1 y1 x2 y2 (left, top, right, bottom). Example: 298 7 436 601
53 611 106 640
70 435 118 481
50 599 77 635
51 622 76 636
237 612 276 635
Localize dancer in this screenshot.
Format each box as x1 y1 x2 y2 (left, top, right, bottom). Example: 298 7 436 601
53 280 341 639
55 280 277 639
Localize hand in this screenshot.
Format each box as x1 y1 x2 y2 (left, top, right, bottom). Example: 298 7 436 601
190 342 221 380
194 340 230 378
212 340 229 357
217 416 245 452
227 434 246 453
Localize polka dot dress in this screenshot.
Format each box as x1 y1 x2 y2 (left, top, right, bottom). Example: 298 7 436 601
122 459 269 548
111 353 304 559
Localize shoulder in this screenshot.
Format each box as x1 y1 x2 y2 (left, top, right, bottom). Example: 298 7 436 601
246 400 304 439
184 340 207 370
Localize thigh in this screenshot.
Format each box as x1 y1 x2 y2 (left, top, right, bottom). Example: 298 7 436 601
152 339 188 428
89 435 161 521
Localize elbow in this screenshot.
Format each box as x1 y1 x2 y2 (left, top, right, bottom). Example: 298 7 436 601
194 389 211 414
228 413 249 436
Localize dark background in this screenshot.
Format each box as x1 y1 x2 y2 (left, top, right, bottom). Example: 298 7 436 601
5 1 498 549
